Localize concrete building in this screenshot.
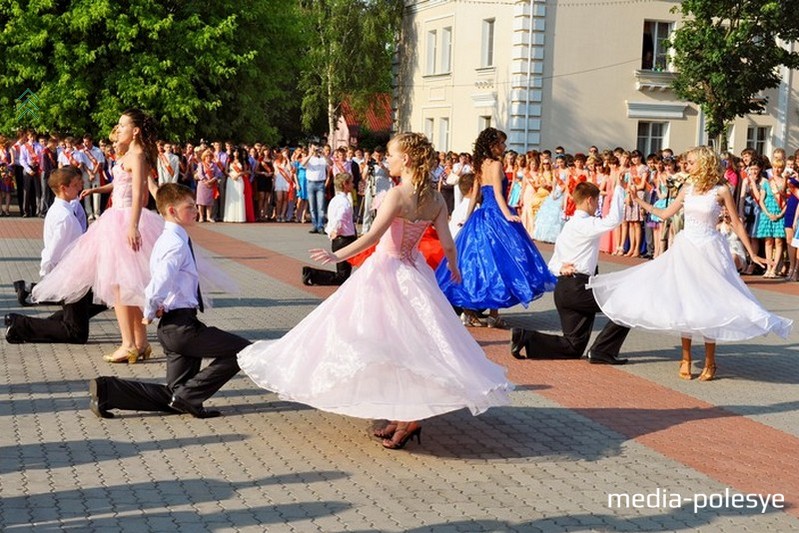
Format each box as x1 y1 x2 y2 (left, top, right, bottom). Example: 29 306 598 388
396 0 797 156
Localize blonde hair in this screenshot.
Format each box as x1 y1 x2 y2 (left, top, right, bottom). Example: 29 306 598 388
389 132 437 207
688 146 724 192
334 172 352 192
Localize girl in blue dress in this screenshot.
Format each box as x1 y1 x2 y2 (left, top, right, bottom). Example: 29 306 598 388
436 128 556 327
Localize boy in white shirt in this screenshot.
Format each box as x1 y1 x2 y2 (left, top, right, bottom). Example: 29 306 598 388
5 167 105 344
89 183 251 419
302 173 357 285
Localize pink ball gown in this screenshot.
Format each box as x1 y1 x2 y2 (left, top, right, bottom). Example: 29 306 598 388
238 218 513 421
32 164 164 307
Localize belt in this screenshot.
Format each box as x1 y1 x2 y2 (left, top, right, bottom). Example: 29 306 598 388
558 273 591 280
161 308 198 319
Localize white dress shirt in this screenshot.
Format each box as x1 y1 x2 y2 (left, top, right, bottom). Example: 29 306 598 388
40 198 84 276
303 155 328 182
325 192 355 238
144 221 200 321
548 185 626 277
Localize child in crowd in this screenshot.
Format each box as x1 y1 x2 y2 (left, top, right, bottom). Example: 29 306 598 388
302 173 357 286
89 183 251 419
5 167 106 344
448 172 476 239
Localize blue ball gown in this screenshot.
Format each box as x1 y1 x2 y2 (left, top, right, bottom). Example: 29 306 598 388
436 185 557 309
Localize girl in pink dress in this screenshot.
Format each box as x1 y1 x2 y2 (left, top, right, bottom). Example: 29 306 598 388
237 132 512 450
33 110 164 363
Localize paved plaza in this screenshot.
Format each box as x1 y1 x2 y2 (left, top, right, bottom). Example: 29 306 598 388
2 217 799 532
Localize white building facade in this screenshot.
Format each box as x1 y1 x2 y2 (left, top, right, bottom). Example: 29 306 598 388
396 0 798 156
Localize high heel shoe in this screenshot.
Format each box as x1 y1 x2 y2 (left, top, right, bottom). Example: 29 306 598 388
382 424 422 450
373 423 397 439
138 345 153 361
103 347 140 364
679 360 693 380
698 365 717 382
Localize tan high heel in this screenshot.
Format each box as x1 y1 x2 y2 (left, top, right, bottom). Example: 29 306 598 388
679 360 693 380
698 365 717 382
103 347 140 364
138 345 153 361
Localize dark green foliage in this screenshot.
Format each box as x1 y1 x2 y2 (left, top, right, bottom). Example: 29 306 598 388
671 0 799 140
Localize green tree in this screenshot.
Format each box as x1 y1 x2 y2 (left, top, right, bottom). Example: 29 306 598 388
298 0 402 140
0 0 307 142
671 0 799 145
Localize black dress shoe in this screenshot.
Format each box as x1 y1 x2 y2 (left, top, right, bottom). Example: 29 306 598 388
301 266 314 286
587 350 628 365
169 395 221 418
89 378 115 419
13 280 30 306
509 327 525 359
5 314 23 344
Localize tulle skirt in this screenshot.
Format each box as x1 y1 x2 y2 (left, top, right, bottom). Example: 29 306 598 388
32 207 164 307
587 230 792 342
238 251 513 421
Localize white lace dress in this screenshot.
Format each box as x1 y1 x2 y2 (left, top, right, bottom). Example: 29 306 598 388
587 185 792 342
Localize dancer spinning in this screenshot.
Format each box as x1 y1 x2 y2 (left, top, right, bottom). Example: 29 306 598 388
587 146 792 381
238 132 512 450
435 128 556 327
32 109 163 363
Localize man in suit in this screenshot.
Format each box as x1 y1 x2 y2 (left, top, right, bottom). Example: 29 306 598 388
510 180 630 364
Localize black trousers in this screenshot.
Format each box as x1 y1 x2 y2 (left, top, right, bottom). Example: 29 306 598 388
22 170 39 216
7 291 106 344
303 234 357 285
101 309 251 412
519 274 629 359
12 165 23 212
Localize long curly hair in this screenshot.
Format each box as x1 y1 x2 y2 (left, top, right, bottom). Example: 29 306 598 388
390 132 437 207
122 108 159 169
472 127 507 178
688 145 724 192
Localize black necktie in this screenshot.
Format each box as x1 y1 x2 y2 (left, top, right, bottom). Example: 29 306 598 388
187 238 204 313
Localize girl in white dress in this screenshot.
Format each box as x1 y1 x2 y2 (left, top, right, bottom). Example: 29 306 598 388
588 147 791 382
237 133 512 450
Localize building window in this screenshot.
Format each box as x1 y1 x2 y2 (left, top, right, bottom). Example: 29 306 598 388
440 27 452 74
642 21 673 71
746 126 770 155
637 121 667 155
426 30 437 75
438 117 450 152
425 118 435 140
479 115 492 130
481 19 495 68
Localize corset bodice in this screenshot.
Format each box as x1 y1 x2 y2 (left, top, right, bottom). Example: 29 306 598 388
111 165 134 208
377 218 431 262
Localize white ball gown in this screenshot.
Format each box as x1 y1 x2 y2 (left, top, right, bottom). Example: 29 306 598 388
238 217 513 421
587 184 792 342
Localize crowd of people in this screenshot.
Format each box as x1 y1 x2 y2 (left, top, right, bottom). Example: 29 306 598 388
4 125 797 284
2 114 793 450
